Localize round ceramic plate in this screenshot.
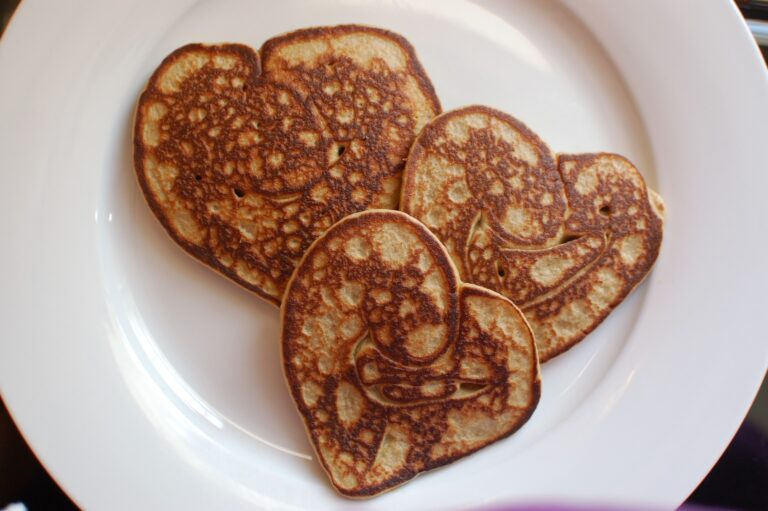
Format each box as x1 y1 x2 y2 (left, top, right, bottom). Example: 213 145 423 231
1 0 767 509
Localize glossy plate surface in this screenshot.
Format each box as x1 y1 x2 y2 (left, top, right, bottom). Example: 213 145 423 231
1 0 766 509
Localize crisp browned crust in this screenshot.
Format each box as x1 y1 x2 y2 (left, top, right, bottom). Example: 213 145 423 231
281 210 540 498
401 106 664 361
134 25 441 305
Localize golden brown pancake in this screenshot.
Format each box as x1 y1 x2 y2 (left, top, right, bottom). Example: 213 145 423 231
134 25 441 304
282 210 540 498
400 106 664 361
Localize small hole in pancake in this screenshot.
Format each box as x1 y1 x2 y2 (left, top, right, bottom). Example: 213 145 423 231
194 174 202 181
459 382 486 393
496 262 506 278
233 188 245 198
599 205 611 216
337 144 346 157
560 234 579 244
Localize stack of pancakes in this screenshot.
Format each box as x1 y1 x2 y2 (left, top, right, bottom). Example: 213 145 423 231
135 25 663 498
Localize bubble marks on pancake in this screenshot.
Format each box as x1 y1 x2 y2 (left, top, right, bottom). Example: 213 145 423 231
281 210 540 497
401 106 664 361
134 25 441 304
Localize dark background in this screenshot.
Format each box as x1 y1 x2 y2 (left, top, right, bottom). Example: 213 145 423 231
1 0 767 509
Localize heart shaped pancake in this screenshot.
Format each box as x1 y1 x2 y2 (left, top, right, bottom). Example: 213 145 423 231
134 26 440 304
400 106 664 361
282 210 540 497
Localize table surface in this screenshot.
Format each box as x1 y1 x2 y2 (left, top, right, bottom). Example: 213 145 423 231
0 1 766 509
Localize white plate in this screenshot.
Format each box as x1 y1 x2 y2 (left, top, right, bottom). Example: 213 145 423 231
1 0 767 509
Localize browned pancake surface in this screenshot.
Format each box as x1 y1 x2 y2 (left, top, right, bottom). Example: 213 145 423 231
401 106 664 361
282 210 540 497
134 25 441 304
